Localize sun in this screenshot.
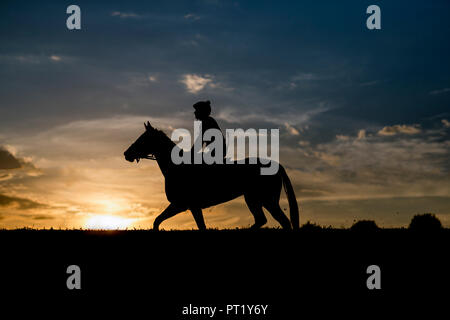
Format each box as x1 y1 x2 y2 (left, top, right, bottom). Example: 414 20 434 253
85 215 133 230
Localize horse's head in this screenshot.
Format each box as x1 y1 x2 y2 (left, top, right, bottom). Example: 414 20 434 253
124 121 160 163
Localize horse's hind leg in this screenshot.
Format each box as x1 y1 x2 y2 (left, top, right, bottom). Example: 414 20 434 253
264 202 292 230
245 195 267 229
190 208 206 230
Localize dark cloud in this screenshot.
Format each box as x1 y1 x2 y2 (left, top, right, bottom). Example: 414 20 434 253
29 214 55 220
0 147 21 169
0 193 46 210
1 1 449 133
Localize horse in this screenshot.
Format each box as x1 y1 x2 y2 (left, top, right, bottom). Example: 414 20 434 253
124 121 299 230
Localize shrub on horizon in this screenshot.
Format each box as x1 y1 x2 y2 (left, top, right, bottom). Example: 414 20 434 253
350 220 379 232
409 213 442 231
300 221 322 231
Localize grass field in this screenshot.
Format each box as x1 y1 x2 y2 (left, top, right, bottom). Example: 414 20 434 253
1 225 448 316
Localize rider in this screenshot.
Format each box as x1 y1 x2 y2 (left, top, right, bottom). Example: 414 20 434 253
191 100 226 160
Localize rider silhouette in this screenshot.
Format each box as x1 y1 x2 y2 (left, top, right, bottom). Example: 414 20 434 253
190 100 226 161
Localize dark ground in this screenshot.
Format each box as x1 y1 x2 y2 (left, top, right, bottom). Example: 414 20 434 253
1 228 449 317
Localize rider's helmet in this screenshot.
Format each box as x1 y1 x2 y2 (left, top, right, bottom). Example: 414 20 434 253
193 100 211 118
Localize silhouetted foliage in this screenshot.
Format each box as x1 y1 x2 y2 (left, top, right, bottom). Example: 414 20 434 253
300 221 322 231
350 220 379 232
409 213 442 231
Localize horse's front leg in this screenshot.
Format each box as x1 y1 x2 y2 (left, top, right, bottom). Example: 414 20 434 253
153 203 186 230
190 208 206 230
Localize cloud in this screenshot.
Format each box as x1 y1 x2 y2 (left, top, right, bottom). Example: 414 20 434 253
357 129 366 140
336 134 350 141
115 73 159 92
283 125 450 204
284 123 300 136
111 11 140 19
430 88 450 95
279 73 333 91
442 119 450 128
378 124 421 136
0 193 46 210
336 135 350 141
0 147 21 169
1 114 191 168
181 39 200 47
217 103 329 126
313 151 340 166
13 55 41 64
1 54 65 64
298 140 309 147
292 73 322 81
184 13 201 21
181 74 213 93
28 214 55 220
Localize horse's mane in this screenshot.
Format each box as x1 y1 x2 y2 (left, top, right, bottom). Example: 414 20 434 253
152 127 175 147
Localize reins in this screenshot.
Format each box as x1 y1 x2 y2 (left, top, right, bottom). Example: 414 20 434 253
138 154 157 161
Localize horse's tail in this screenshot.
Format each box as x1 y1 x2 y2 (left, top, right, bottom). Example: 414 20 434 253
280 165 299 230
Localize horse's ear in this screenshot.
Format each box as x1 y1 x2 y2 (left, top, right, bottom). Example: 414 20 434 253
144 121 153 131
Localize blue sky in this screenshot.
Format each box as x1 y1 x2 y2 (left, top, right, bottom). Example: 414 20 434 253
0 0 449 228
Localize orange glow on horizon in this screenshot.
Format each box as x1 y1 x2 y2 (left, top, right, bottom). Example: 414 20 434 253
84 215 134 230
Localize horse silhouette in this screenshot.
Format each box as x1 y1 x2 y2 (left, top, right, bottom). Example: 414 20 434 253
124 121 299 230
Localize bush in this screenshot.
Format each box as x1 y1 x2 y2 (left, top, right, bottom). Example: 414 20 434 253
300 221 322 231
350 220 379 232
409 213 442 231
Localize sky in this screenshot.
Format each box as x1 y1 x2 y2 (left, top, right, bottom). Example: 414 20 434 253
0 0 449 229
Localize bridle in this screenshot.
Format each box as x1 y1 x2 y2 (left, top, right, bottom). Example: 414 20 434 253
135 152 157 162
131 142 157 162
141 154 157 160
133 122 165 162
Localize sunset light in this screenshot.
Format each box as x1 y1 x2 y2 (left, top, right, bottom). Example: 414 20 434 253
84 215 133 230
